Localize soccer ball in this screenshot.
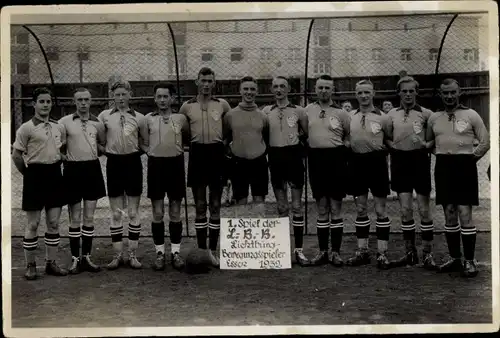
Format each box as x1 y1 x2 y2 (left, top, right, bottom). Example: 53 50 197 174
185 248 212 274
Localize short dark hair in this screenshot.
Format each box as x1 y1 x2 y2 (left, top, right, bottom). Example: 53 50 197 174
153 83 176 96
32 87 53 102
274 75 288 82
355 79 374 89
73 87 91 96
441 78 460 87
317 74 333 82
240 76 256 85
342 100 352 105
198 67 215 79
396 76 419 92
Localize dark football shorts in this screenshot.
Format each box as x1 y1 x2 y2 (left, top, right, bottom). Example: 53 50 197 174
147 155 186 201
231 153 269 200
268 144 305 190
22 162 65 211
435 154 479 206
63 159 106 205
187 142 225 190
347 150 390 198
308 146 347 201
105 152 143 198
390 148 431 195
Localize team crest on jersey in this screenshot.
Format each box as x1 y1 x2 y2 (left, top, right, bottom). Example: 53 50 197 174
455 119 469 133
171 120 182 134
287 114 297 128
413 121 423 134
329 116 341 130
211 110 222 121
370 122 382 134
123 122 135 136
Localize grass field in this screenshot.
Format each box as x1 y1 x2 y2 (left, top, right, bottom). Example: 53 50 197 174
9 234 492 327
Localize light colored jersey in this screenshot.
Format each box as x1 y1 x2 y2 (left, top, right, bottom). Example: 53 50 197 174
179 97 231 144
13 116 65 165
143 112 188 158
262 102 306 148
98 107 147 155
349 108 391 153
59 113 105 161
304 101 350 148
427 104 489 157
387 104 433 151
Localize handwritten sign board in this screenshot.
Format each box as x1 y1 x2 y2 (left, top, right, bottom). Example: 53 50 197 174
220 217 291 270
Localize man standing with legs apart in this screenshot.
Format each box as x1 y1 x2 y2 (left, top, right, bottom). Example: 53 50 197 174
143 83 188 271
386 76 437 269
223 76 269 207
59 88 106 274
427 78 489 277
179 67 231 268
12 87 68 279
262 76 310 266
99 80 148 270
303 75 350 266
346 80 393 269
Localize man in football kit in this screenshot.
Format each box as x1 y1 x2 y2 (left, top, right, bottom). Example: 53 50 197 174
303 75 350 266
262 76 310 266
99 80 148 270
12 87 68 280
59 88 106 274
179 67 231 268
386 76 437 269
345 80 393 269
427 78 490 277
223 76 269 206
143 83 188 271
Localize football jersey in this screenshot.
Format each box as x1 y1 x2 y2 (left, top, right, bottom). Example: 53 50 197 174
304 101 350 148
223 104 268 159
262 102 306 148
427 105 489 157
13 115 65 165
59 113 105 161
98 107 147 155
349 108 391 154
387 104 433 151
179 97 231 144
143 112 188 158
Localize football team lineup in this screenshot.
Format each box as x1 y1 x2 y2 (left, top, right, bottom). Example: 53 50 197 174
11 66 490 281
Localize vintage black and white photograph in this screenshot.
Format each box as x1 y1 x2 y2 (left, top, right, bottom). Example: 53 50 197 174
2 2 498 336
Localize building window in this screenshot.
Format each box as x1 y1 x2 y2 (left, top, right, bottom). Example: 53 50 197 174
315 19 329 30
46 46 59 61
314 62 330 74
464 48 479 62
78 46 90 61
372 48 383 61
14 62 29 75
401 48 412 61
404 23 409 32
230 47 243 62
432 23 437 32
143 23 149 31
260 48 273 60
348 22 352 31
288 48 301 61
291 21 297 32
175 34 186 46
201 48 214 62
314 35 329 47
13 33 29 45
374 22 379 31
428 48 439 61
345 48 357 62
